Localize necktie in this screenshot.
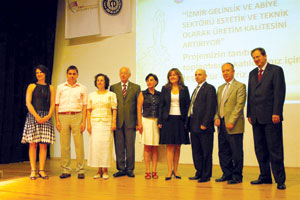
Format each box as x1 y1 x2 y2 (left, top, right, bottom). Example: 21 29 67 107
258 69 263 81
220 83 229 118
188 85 200 116
122 84 127 97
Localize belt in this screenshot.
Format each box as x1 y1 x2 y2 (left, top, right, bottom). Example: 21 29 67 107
59 111 81 115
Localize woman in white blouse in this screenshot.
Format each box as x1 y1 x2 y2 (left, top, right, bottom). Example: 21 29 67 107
158 68 190 180
87 73 117 179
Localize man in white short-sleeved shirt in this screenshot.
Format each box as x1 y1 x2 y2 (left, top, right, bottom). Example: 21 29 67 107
55 65 87 179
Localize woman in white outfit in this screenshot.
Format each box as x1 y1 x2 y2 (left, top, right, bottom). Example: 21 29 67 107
87 73 117 179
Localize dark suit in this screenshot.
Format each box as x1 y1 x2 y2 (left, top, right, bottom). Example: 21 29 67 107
110 81 141 172
247 63 286 183
158 85 190 144
189 82 217 179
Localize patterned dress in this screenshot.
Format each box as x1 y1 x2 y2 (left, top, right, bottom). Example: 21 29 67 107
21 83 55 144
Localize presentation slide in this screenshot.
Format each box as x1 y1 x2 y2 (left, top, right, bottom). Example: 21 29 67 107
136 0 300 103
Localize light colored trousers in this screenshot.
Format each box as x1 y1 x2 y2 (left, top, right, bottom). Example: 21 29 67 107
59 113 85 174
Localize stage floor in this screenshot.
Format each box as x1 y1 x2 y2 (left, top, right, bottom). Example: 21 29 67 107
1 158 300 200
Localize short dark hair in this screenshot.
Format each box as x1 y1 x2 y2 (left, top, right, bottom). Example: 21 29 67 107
251 47 266 57
94 73 110 89
33 64 49 83
66 65 78 74
145 73 159 86
222 62 235 70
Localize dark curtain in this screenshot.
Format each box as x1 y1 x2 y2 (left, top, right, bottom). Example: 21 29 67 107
0 1 58 164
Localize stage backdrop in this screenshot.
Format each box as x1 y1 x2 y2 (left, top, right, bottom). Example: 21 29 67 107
51 0 300 167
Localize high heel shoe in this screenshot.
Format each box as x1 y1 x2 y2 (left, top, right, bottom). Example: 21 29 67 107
29 170 37 180
165 172 172 181
172 171 181 179
145 172 151 179
152 172 159 179
38 170 49 179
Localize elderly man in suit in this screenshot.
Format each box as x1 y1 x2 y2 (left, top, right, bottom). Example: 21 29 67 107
188 69 217 183
110 67 141 178
247 47 286 190
214 63 246 184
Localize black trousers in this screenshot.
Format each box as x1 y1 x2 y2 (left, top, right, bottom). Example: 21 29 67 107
114 125 136 172
252 121 286 183
218 118 244 181
190 129 213 179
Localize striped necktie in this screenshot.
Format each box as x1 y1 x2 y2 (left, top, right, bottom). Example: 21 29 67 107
122 84 127 97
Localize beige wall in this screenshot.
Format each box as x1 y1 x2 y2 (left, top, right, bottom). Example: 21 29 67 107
51 0 300 167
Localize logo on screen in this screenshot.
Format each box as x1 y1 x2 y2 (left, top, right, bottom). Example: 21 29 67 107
103 0 122 15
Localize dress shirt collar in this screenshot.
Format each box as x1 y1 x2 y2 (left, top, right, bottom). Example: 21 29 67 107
64 81 80 88
225 79 234 86
121 81 128 87
258 62 267 72
198 81 206 89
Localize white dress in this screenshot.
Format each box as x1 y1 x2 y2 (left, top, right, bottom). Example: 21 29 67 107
87 91 117 168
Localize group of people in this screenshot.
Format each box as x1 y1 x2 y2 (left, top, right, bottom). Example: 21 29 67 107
21 47 286 190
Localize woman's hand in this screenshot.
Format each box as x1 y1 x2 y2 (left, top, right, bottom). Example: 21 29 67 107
35 115 44 124
137 123 143 134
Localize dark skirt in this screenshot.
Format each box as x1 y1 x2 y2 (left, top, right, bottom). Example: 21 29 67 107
159 115 190 145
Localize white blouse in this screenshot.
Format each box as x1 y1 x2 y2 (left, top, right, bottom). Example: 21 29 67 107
169 93 181 115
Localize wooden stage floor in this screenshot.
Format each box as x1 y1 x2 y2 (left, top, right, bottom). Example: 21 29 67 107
1 158 300 200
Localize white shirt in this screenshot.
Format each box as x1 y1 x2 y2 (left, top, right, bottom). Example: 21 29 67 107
56 81 87 112
169 93 181 115
121 81 128 88
87 91 117 122
257 62 267 75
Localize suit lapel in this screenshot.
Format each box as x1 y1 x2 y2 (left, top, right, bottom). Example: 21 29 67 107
196 82 206 99
117 82 124 103
224 80 236 102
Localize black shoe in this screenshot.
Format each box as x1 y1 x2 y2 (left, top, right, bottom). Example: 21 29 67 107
165 176 172 181
126 171 135 178
227 179 242 184
113 171 127 177
198 178 210 183
38 170 49 179
215 175 231 182
189 176 201 180
250 179 272 184
78 173 85 179
277 183 286 190
172 171 181 179
60 173 71 179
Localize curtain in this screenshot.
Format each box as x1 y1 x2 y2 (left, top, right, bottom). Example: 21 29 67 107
0 1 58 164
